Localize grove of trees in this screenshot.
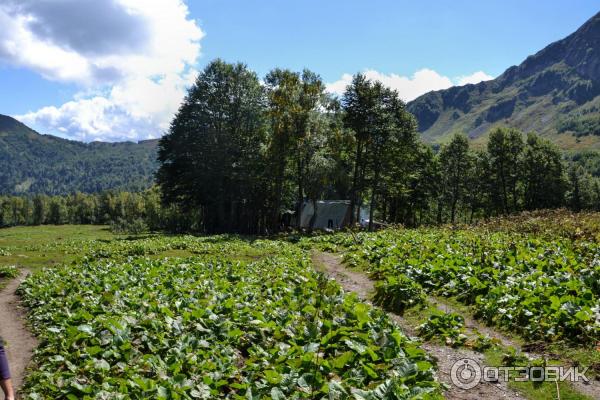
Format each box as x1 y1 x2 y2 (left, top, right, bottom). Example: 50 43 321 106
0 189 181 233
156 59 599 233
3 60 600 233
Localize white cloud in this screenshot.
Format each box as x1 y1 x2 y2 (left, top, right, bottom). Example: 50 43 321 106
456 71 494 86
2 0 203 141
326 69 494 102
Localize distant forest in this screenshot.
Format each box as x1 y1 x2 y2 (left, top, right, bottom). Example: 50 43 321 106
0 114 157 195
3 60 600 233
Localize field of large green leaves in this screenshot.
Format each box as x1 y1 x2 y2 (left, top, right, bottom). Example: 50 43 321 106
303 218 600 346
13 236 443 399
3 212 600 399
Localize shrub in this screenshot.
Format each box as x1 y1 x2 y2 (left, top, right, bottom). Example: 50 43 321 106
373 275 426 315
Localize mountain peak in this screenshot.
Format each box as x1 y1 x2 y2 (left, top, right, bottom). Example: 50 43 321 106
505 10 600 84
0 114 27 133
407 11 600 149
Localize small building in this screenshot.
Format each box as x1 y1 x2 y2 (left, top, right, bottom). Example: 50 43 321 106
299 200 369 230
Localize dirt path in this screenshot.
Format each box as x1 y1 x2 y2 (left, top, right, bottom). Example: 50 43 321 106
0 271 37 400
312 251 523 400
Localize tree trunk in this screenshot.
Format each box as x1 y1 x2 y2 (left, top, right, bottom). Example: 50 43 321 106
499 162 508 214
368 168 380 231
349 140 363 225
511 181 518 213
271 153 286 232
368 193 375 231
309 199 318 232
450 198 457 224
296 157 304 229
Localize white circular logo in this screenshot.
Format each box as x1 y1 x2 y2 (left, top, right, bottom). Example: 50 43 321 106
451 358 482 390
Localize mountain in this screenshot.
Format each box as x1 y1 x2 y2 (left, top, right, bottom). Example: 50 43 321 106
407 11 600 150
0 114 159 195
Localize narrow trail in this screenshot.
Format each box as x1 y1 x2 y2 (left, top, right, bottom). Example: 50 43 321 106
312 251 524 400
0 271 37 400
428 287 600 398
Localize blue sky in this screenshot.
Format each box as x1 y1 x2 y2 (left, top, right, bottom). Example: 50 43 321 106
0 1 597 142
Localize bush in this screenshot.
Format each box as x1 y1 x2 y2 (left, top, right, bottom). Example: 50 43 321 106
110 217 148 235
418 311 467 347
0 265 19 279
373 275 426 315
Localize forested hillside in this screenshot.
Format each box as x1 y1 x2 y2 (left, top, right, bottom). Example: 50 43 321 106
407 11 600 150
0 114 158 195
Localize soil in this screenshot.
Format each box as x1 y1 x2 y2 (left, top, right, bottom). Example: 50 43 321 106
0 271 37 400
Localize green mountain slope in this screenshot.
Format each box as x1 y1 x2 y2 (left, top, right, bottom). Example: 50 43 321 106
0 115 158 195
407 11 600 150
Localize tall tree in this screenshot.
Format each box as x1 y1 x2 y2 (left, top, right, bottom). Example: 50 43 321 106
32 194 48 225
439 133 473 224
157 60 266 233
264 69 327 230
467 151 494 221
292 70 326 228
365 85 417 231
522 133 566 210
342 74 378 225
264 69 299 231
487 127 524 213
567 164 596 211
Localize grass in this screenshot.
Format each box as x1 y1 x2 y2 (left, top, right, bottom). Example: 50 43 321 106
0 225 276 272
433 296 600 382
483 347 594 400
0 225 123 271
400 299 594 400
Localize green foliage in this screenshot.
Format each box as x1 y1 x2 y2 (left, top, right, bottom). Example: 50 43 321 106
307 220 600 344
438 133 472 223
487 127 524 213
157 60 268 234
109 217 148 234
569 150 600 177
0 265 18 278
342 73 418 230
265 68 330 231
373 275 426 315
469 334 498 352
418 312 467 347
558 113 600 137
0 189 176 231
0 115 157 195
522 133 566 210
474 209 600 241
17 236 443 399
501 347 530 367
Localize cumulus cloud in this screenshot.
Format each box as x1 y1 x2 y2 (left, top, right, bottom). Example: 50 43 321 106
1 0 203 141
456 71 494 86
326 69 494 102
18 72 197 142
